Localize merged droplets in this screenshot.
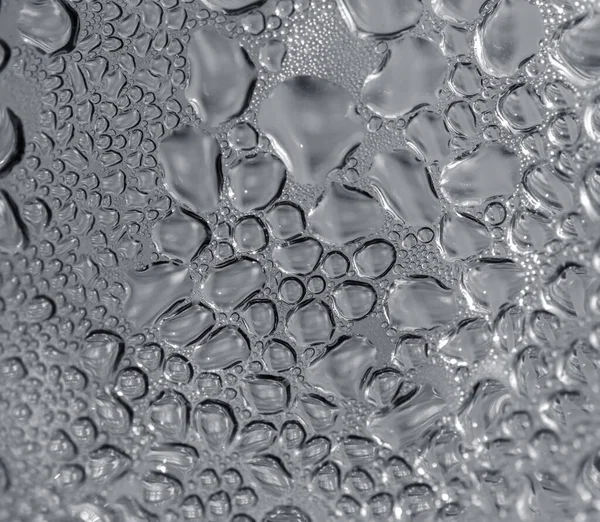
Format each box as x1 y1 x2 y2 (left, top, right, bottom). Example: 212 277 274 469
474 0 544 77
307 335 376 399
123 263 193 330
0 190 28 254
386 276 459 331
308 182 384 245
440 143 521 206
368 149 441 228
185 27 257 126
201 257 266 312
258 76 364 186
462 258 526 313
202 0 266 14
0 107 22 174
336 0 423 39
158 126 222 215
554 12 600 86
193 326 250 370
152 207 210 264
227 153 286 212
18 0 78 54
362 37 447 117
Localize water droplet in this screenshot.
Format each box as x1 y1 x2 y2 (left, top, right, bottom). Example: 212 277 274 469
474 0 544 77
287 299 335 346
201 257 267 312
0 108 22 174
152 207 210 264
18 0 78 54
193 326 250 371
386 276 458 331
462 258 526 313
554 12 600 86
440 143 521 206
362 37 447 117
307 335 376 399
123 262 193 330
309 182 384 245
332 282 377 320
337 0 423 39
0 190 28 254
194 400 237 451
273 237 323 275
158 126 222 215
259 76 364 186
186 27 257 126
369 149 441 228
227 153 287 212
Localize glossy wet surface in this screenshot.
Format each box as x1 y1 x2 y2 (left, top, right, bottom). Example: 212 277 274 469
1 0 600 520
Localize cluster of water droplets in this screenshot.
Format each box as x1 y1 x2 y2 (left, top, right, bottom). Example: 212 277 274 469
0 0 600 519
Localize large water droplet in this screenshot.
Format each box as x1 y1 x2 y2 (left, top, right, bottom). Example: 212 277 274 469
0 190 27 254
462 258 526 313
244 376 291 415
185 27 256 126
193 326 251 371
158 126 222 215
194 400 237 451
336 0 423 39
273 237 323 275
158 302 216 348
497 83 545 133
287 299 335 346
201 257 267 312
202 0 266 14
474 0 544 77
259 76 364 186
332 281 377 321
307 335 376 399
440 143 521 206
227 153 287 212
308 182 384 245
152 207 210 264
18 0 78 54
368 149 441 228
554 12 600 86
123 263 193 330
0 107 22 174
80 331 124 382
353 240 396 279
362 37 447 117
386 276 458 331
248 456 293 495
431 0 485 22
367 383 448 450
439 211 491 260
